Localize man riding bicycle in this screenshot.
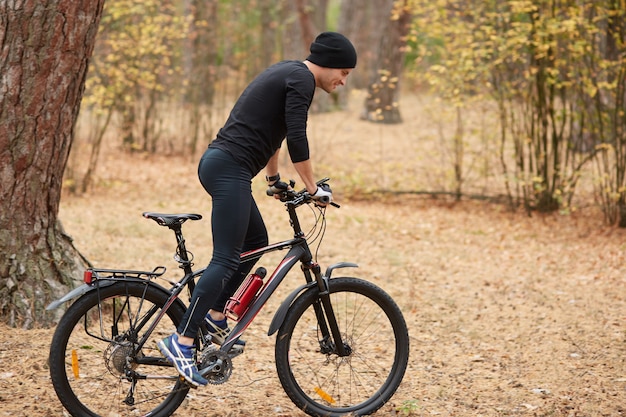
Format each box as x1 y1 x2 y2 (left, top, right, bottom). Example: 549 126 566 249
158 32 357 386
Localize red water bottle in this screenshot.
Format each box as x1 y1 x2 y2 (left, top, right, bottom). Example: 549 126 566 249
225 267 267 321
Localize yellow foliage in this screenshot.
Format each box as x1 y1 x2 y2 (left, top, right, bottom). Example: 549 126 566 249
407 0 626 215
84 0 190 110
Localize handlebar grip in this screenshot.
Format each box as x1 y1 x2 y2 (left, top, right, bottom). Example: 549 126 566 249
267 182 289 196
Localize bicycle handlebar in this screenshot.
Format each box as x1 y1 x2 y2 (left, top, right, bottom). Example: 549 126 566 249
266 178 339 208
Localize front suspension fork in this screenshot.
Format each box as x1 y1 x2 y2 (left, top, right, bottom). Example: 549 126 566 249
304 263 351 357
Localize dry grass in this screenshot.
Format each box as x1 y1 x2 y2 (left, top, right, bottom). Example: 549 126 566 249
1 92 625 416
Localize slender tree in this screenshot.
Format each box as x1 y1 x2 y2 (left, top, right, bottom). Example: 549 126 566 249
0 0 105 327
295 0 332 112
336 0 390 108
362 0 412 123
187 0 219 157
339 0 392 90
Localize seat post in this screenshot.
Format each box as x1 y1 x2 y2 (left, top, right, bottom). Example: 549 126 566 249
170 224 194 274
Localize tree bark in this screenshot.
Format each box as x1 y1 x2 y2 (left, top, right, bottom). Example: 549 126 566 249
0 0 104 327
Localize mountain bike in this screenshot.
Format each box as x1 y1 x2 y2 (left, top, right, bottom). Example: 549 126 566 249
47 178 410 417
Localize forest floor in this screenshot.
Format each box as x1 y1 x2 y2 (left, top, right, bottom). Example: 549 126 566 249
1 92 625 416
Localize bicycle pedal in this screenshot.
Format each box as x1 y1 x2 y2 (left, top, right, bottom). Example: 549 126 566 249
180 376 199 389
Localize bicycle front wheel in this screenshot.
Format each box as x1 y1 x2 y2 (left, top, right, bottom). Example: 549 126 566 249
49 281 189 417
275 277 410 417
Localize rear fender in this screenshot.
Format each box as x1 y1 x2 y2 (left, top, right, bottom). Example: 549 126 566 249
46 281 115 310
46 279 179 311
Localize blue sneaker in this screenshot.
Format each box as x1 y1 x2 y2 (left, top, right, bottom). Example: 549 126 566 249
157 334 208 387
205 315 246 347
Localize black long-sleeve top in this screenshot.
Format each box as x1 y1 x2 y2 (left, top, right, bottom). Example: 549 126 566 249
209 60 315 176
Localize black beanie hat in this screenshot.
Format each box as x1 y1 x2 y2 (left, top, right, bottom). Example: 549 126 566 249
306 32 357 69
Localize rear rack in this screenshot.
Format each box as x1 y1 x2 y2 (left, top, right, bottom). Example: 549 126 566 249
84 266 166 284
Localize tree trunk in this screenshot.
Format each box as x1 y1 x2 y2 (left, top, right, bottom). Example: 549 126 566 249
338 0 391 90
296 0 332 112
362 0 411 124
337 0 398 109
187 0 218 157
259 0 276 70
0 0 104 328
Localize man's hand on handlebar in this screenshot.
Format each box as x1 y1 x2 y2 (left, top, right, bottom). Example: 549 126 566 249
268 180 290 199
311 183 332 207
266 178 338 208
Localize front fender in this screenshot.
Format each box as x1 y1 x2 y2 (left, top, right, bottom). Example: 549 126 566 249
268 262 359 336
46 281 117 310
324 261 358 278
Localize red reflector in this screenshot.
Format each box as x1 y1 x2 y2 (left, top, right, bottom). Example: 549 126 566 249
84 270 93 285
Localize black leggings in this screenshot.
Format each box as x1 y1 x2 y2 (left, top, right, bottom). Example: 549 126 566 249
177 147 268 338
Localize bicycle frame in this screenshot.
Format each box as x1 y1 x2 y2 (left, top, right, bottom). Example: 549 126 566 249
138 198 355 365
221 199 356 357
221 239 310 351
223 240 356 357
47 186 357 373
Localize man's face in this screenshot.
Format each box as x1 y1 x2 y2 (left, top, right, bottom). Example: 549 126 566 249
318 68 352 93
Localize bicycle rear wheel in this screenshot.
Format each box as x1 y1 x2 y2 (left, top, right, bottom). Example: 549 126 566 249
275 277 410 417
49 281 189 417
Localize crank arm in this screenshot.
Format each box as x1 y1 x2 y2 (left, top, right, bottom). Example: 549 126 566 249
198 359 223 377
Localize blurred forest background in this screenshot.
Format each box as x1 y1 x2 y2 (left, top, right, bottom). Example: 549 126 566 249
67 0 626 225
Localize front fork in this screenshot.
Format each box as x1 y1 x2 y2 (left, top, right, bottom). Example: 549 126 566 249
304 262 351 357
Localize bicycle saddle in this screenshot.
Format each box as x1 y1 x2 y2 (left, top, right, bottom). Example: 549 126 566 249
142 212 202 227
